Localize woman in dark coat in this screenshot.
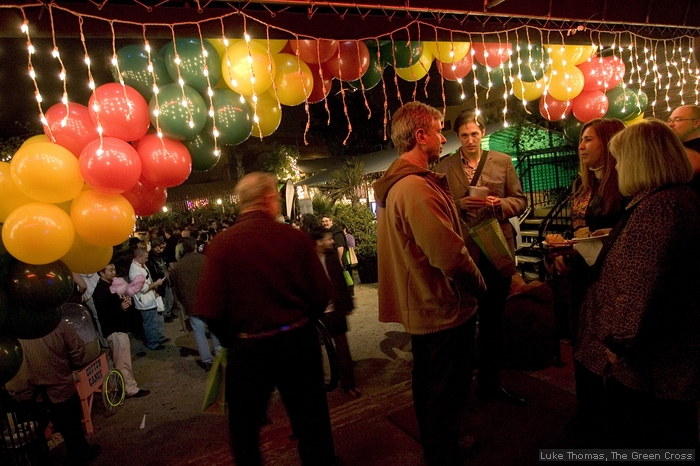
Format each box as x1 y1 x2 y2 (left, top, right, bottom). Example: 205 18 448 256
309 226 360 397
576 119 700 448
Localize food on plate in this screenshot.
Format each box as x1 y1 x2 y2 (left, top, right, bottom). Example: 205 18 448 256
574 227 590 238
545 234 567 245
591 228 612 237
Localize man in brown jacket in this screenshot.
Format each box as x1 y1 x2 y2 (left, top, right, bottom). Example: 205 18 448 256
435 110 527 406
375 101 485 466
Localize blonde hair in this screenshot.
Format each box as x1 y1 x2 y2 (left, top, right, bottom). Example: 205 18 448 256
234 172 279 212
609 119 693 196
391 101 444 154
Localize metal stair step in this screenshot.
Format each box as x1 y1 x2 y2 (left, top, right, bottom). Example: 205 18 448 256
516 255 544 264
520 230 540 237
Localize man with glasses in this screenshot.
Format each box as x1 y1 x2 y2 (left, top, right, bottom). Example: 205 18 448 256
668 105 700 151
668 105 700 195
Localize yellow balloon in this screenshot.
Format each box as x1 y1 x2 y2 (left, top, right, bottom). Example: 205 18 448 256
548 44 585 68
10 142 84 204
425 41 470 62
21 134 50 146
624 114 645 126
395 48 434 82
70 190 135 247
247 90 283 138
0 162 34 223
545 65 585 101
2 202 75 265
252 39 288 54
274 53 314 106
222 41 275 97
60 232 113 274
573 45 598 66
511 77 545 101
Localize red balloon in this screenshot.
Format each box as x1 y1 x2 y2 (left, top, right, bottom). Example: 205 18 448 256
43 103 99 158
79 137 142 193
121 179 167 216
539 93 572 122
290 39 339 65
306 63 334 103
88 83 151 142
572 90 609 123
578 56 626 92
601 56 625 90
325 41 370 82
136 134 192 188
436 53 474 81
577 60 604 92
471 42 512 68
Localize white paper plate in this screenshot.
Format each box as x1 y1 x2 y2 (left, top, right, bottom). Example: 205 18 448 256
570 234 609 243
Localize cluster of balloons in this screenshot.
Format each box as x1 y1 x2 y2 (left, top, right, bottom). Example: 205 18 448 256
505 44 648 143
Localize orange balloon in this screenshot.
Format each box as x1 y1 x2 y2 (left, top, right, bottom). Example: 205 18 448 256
10 142 84 203
2 202 75 265
70 190 135 247
60 232 113 274
0 162 34 223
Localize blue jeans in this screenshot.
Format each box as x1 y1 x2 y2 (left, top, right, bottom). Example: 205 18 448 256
163 286 174 317
141 308 166 349
190 315 222 363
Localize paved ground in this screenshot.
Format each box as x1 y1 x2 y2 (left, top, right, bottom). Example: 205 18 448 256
84 280 423 466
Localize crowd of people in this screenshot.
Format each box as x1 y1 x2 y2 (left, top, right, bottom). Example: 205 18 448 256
5 102 700 466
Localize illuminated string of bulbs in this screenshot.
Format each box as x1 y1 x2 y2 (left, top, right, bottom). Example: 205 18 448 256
7 2 700 151
196 22 220 157
19 11 50 140
79 16 105 150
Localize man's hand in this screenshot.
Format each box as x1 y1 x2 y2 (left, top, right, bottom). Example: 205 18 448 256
459 195 501 211
121 296 132 310
485 196 501 207
459 196 487 210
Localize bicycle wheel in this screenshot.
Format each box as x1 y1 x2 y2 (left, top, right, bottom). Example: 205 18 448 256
102 369 125 413
315 320 339 392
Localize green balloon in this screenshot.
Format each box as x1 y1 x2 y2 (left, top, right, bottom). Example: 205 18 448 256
563 116 584 146
381 40 423 68
162 39 222 95
149 83 208 140
111 44 172 100
510 43 548 82
206 89 253 145
0 334 23 386
373 40 392 67
349 50 383 91
6 260 74 312
5 306 62 340
604 88 637 120
184 132 221 172
474 63 510 88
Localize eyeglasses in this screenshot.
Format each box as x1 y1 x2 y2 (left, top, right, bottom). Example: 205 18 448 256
667 117 699 123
